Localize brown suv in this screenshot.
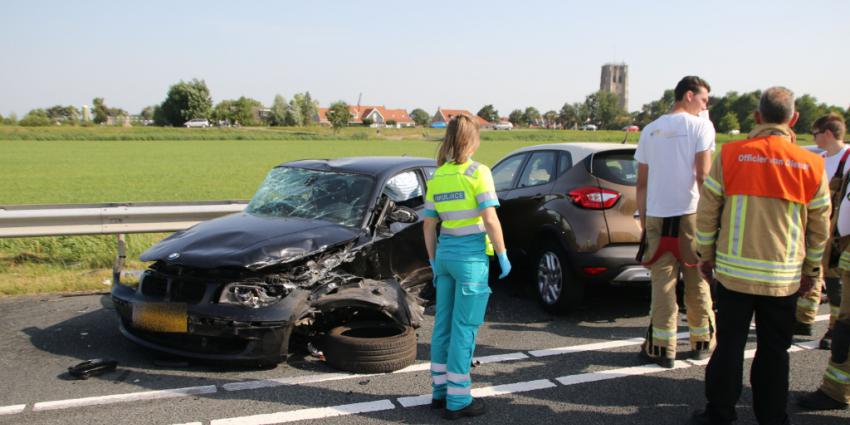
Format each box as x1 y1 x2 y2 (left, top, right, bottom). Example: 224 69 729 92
491 142 648 313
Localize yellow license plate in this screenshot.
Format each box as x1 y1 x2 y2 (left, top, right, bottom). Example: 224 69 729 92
132 303 188 333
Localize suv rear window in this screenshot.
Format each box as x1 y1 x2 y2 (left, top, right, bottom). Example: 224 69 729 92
591 151 637 186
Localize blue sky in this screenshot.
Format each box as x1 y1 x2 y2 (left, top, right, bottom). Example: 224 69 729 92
2 0 848 117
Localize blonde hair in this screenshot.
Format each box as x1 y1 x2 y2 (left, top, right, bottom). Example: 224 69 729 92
437 115 480 166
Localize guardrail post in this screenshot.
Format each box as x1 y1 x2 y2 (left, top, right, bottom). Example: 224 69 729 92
112 233 126 286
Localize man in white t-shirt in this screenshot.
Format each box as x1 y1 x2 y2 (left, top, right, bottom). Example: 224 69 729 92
796 113 848 350
635 76 717 367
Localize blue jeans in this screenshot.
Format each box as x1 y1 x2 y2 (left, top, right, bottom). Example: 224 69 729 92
430 258 491 411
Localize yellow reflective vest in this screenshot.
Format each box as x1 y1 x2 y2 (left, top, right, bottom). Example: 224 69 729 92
424 160 500 256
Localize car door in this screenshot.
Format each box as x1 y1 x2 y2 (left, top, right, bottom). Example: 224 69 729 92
372 169 430 277
491 153 530 249
504 150 560 254
590 149 641 244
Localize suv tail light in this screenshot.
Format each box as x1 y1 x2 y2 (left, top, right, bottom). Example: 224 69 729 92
568 187 621 209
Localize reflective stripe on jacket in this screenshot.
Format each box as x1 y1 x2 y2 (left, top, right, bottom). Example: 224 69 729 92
696 127 831 296
424 161 500 255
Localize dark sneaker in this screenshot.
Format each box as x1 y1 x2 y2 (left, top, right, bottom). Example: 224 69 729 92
638 348 675 369
796 390 849 411
819 329 832 350
431 398 446 409
691 341 712 361
793 321 813 336
443 398 485 420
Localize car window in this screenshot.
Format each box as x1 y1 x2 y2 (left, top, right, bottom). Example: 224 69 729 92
383 170 424 208
423 167 436 180
246 167 374 227
518 151 556 187
557 151 573 176
492 154 527 191
592 151 638 186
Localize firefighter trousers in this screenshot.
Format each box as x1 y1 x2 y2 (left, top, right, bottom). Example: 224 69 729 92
819 271 850 403
796 275 842 330
643 215 715 358
430 258 490 412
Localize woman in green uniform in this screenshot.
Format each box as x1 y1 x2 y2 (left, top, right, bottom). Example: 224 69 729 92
423 114 511 419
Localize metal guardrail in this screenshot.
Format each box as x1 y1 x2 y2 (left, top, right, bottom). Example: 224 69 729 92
0 200 248 237
0 200 249 283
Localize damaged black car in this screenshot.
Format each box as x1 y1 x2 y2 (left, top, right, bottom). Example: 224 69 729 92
111 157 437 371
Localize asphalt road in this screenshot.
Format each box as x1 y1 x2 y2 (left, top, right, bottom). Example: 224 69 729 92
0 279 847 425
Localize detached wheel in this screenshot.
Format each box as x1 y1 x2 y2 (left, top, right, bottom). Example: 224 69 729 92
536 243 584 314
322 321 417 373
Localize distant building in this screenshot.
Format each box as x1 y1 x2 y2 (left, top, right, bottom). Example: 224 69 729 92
432 108 491 127
81 105 91 122
315 105 414 127
600 63 629 111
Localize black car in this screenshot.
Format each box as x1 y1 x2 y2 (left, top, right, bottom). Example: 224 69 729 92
112 157 437 370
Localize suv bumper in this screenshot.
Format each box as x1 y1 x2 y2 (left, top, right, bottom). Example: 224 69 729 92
571 244 650 285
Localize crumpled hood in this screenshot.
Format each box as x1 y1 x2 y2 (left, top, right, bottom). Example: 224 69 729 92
141 212 362 270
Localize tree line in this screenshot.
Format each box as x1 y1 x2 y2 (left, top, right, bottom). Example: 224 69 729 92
3 78 848 135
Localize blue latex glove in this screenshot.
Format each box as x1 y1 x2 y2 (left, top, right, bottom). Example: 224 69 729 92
428 258 435 269
496 251 511 279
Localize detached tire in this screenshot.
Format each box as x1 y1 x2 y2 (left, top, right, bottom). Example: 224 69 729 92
322 321 417 373
535 242 584 314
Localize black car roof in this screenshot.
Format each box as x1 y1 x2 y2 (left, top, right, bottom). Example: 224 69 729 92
280 156 436 179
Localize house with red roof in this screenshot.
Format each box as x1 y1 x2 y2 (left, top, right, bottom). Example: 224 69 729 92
432 108 492 128
315 105 414 128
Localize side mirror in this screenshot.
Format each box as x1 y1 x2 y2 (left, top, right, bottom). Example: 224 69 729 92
388 206 418 224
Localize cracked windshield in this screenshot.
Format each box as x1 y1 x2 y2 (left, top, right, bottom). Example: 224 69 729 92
246 167 374 227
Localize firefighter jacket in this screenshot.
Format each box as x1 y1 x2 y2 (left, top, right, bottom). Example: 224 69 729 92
696 124 831 296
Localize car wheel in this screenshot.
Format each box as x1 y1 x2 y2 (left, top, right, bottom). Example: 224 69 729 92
535 243 584 314
322 321 417 373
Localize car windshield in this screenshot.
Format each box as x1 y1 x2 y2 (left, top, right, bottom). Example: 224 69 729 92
246 167 374 227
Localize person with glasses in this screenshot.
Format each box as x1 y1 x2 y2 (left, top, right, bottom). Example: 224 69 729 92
795 113 848 351
797 113 850 411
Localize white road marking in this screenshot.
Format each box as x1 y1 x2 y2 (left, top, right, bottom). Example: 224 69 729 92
397 379 556 408
0 404 26 415
31 385 217 412
14 315 831 416
528 333 686 357
396 394 432 408
173 423 203 425
689 356 710 366
224 353 530 392
222 372 372 392
208 399 395 425
475 352 530 364
688 341 820 366
471 378 557 397
556 361 691 386
794 340 821 350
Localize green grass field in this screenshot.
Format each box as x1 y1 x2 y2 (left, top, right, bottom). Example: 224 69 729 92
0 126 807 295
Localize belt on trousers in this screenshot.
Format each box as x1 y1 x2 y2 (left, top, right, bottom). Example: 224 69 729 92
641 216 696 268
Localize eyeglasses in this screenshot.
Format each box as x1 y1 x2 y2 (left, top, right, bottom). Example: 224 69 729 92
812 130 825 136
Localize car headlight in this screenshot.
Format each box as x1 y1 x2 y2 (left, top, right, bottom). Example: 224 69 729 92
218 282 293 308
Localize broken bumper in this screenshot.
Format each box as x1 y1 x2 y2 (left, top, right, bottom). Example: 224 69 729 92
111 283 296 363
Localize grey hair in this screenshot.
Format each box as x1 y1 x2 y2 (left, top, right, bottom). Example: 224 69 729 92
759 87 795 124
